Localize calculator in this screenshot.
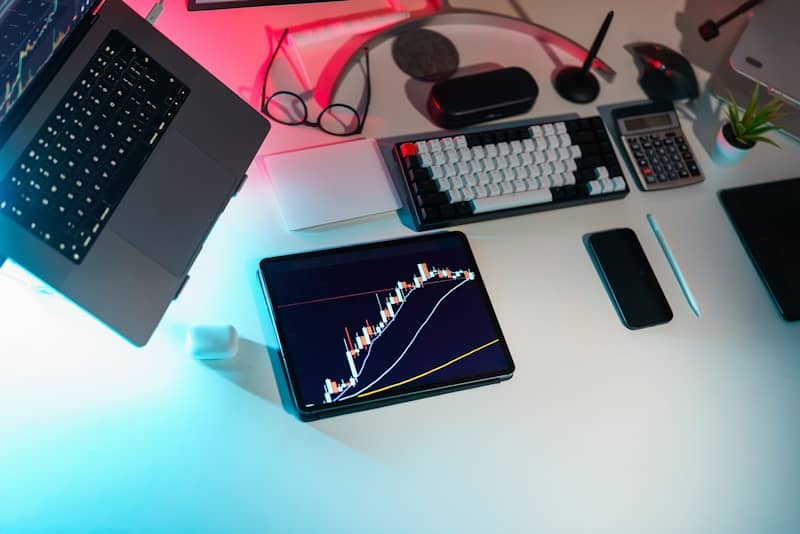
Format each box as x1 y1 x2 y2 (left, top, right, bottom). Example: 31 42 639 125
612 101 704 191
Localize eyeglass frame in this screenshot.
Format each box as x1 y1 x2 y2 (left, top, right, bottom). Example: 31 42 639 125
261 28 371 137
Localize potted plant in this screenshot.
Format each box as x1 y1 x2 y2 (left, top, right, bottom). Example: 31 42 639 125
714 84 784 165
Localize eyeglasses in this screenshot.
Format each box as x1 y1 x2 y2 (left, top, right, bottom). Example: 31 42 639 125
261 28 371 137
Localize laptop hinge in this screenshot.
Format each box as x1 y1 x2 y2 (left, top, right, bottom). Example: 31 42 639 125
173 275 190 301
233 174 248 197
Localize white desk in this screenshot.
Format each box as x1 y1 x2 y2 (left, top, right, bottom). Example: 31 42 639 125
2 1 799 532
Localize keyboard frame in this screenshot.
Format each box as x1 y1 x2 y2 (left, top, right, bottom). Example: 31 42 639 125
385 115 630 232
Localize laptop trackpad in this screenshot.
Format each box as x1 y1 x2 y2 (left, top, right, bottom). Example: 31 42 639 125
110 130 233 277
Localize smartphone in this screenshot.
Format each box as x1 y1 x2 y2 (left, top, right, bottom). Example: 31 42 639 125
587 228 673 329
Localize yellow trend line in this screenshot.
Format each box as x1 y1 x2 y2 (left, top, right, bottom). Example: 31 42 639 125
357 339 500 399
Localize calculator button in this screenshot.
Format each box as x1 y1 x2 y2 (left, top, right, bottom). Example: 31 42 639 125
679 170 689 178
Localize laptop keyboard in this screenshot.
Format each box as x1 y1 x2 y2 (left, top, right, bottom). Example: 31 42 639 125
0 30 189 264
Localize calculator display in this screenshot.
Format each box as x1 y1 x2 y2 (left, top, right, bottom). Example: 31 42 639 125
624 114 672 132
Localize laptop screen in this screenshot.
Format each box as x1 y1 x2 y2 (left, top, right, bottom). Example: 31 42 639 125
0 0 98 133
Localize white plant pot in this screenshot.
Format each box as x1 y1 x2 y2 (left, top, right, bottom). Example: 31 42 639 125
713 123 754 166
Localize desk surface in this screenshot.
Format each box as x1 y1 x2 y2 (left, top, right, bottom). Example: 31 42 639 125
2 1 799 532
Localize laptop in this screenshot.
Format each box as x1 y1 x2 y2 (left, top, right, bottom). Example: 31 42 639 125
729 0 800 106
720 178 800 322
0 0 270 345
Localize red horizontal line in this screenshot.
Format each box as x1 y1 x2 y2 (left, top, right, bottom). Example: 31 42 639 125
276 278 456 309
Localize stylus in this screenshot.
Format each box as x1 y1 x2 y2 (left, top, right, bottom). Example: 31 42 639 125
647 214 700 317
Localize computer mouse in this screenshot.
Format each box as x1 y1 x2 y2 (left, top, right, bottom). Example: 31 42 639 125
629 43 699 101
186 324 239 360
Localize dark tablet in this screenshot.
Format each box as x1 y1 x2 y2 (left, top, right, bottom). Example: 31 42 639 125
258 232 514 420
720 177 800 322
187 0 343 12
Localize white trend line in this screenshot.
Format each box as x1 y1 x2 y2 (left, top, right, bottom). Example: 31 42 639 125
337 279 470 401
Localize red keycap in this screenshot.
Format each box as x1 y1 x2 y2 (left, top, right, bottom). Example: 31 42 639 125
400 143 418 157
642 167 653 176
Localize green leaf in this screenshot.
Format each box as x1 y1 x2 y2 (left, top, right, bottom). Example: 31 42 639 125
749 135 781 148
745 124 780 137
742 84 761 126
727 92 741 126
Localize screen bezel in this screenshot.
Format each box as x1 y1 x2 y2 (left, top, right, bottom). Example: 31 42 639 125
0 0 104 146
187 0 344 12
258 231 515 419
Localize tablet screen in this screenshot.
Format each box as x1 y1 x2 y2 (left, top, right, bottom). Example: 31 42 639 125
259 232 514 414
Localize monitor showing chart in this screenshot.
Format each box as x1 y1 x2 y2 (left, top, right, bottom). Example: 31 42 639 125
0 0 95 128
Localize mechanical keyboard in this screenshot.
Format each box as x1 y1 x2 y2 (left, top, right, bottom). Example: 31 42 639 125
392 116 629 230
0 30 189 264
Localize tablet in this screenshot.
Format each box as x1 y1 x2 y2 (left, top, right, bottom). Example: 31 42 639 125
258 232 514 420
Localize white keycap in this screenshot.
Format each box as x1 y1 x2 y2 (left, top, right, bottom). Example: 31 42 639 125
449 175 464 189
446 149 460 164
599 177 614 192
495 156 509 170
498 182 514 194
555 122 567 134
483 158 496 171
489 170 503 183
557 147 571 160
523 138 535 152
435 177 451 191
448 189 464 202
486 145 498 157
521 152 534 166
545 134 560 149
459 147 472 161
454 135 467 149
539 175 553 188
552 160 568 173
530 125 544 138
513 167 529 180
552 174 566 187
559 133 572 147
473 185 488 198
457 161 470 175
472 188 554 213
524 178 538 191
543 123 555 136
612 176 626 191
472 146 485 159
594 166 609 179
529 164 543 177
567 159 577 172
477 172 492 185
432 151 446 166
420 153 433 167
463 173 478 187
498 142 511 156
569 145 582 158
545 149 559 162
461 187 476 201
507 153 521 167
443 163 457 177
431 165 444 179
563 173 576 186
533 152 546 165
510 140 523 154
540 162 555 174
501 168 515 182
469 160 482 173
487 183 502 196
427 139 441 152
511 179 528 192
416 141 429 153
587 180 603 196
442 137 455 150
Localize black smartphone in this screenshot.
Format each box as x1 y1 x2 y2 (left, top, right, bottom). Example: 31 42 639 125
587 228 673 329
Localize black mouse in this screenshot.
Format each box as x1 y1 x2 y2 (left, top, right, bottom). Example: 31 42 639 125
629 43 699 101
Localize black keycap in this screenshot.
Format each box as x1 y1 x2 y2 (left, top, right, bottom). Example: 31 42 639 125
579 143 600 156
565 119 581 133
574 169 595 183
551 185 578 202
571 131 595 144
576 156 604 170
409 168 431 181
440 204 456 218
416 192 449 206
420 205 441 222
607 165 622 177
454 202 474 216
578 118 592 130
590 117 604 129
412 180 437 194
